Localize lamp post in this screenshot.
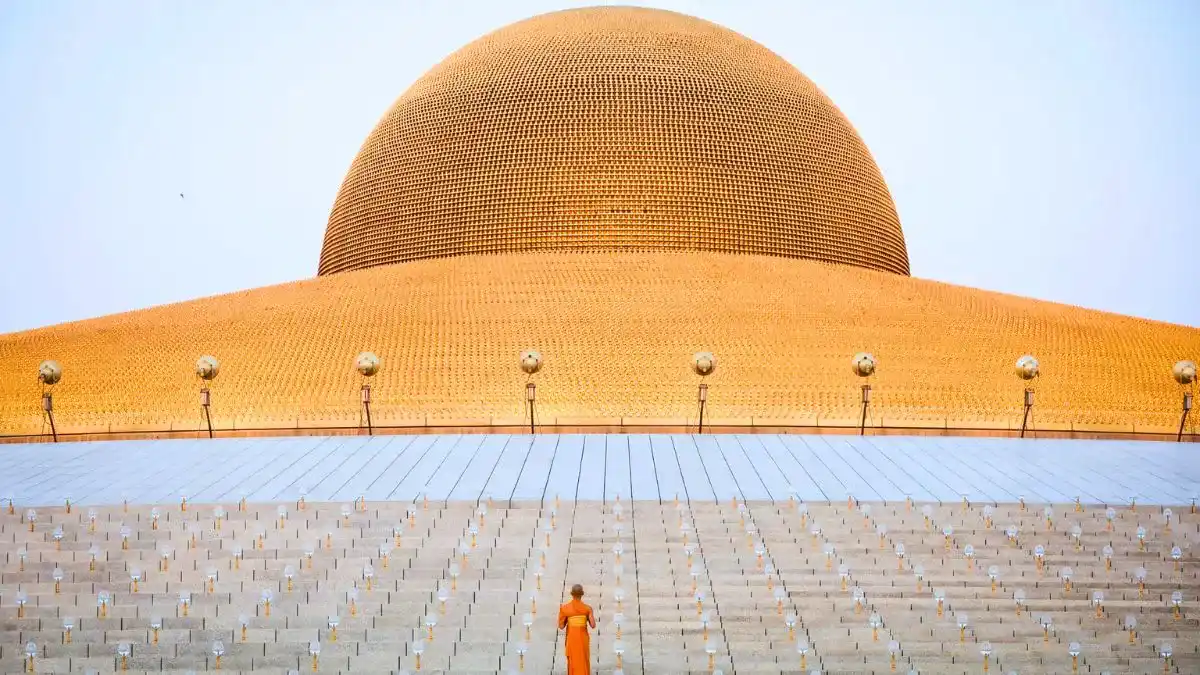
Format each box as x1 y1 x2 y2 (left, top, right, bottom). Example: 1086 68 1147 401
195 356 219 438
851 352 876 435
38 360 62 443
1015 355 1039 438
355 352 381 435
692 352 716 434
520 350 542 434
1173 360 1196 442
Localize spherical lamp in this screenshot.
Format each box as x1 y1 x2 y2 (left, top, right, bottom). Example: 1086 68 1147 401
1015 355 1039 438
851 353 876 435
1174 360 1196 442
195 356 220 381
1173 360 1196 386
355 352 380 435
38 360 63 386
37 360 62 442
692 352 716 434
355 352 381 377
1015 355 1039 381
520 350 543 434
851 352 876 378
520 350 543 375
194 356 219 439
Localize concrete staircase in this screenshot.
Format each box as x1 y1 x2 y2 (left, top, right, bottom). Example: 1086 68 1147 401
1 495 1196 673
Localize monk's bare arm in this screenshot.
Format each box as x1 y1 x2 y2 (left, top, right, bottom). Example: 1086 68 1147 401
588 609 596 629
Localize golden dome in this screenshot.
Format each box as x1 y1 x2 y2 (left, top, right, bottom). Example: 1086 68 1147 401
318 6 909 277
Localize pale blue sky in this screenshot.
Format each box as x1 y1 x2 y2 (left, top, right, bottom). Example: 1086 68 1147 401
1 0 1197 334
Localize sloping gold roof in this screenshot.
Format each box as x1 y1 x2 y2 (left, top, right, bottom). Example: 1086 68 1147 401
318 6 909 277
1 251 1195 438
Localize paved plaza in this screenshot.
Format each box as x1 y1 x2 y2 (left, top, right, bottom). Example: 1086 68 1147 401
2 434 1196 507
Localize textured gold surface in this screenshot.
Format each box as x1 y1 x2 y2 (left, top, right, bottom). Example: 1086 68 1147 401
1 252 1195 437
318 6 909 277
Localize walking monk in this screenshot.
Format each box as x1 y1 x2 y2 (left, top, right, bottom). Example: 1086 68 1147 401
557 584 596 675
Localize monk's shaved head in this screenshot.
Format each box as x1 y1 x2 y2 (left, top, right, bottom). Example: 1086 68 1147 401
571 584 584 598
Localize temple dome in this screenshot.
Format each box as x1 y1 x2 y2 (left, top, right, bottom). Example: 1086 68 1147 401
318 5 909 276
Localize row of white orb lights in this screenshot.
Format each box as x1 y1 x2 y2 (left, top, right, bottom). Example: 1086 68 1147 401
33 354 1195 440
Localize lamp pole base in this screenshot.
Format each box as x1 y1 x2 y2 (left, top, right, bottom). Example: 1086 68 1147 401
42 392 57 442
859 384 871 436
202 404 213 439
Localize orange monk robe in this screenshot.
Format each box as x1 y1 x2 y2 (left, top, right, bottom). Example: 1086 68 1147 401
557 598 596 675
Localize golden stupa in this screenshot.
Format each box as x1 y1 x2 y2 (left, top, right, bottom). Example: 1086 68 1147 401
1 6 1196 441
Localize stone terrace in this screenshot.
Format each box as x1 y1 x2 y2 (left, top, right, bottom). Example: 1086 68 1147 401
0 434 1197 673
